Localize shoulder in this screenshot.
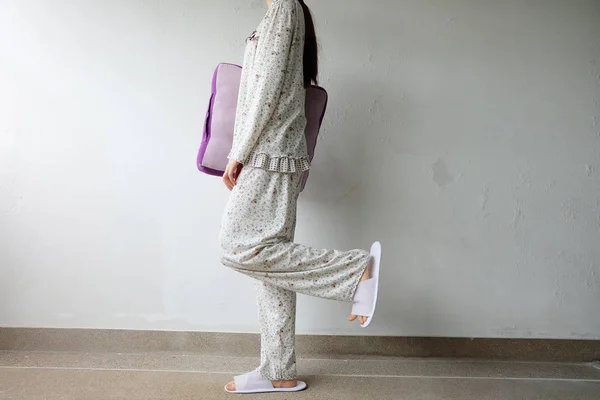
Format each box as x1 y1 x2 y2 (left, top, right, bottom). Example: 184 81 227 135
269 0 300 16
260 0 300 33
275 0 298 9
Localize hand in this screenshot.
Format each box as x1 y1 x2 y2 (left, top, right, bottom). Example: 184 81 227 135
223 159 243 191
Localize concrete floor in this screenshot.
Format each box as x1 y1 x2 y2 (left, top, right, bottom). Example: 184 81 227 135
1 351 599 399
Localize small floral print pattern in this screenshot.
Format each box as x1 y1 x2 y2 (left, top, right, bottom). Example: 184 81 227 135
228 0 310 173
256 281 298 380
219 166 370 380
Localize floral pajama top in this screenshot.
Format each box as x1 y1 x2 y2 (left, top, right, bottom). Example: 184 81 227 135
228 0 310 173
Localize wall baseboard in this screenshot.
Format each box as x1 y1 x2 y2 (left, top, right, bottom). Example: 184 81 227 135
1 328 598 362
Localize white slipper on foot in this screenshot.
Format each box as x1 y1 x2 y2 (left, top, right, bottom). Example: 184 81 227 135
224 369 307 394
351 241 382 328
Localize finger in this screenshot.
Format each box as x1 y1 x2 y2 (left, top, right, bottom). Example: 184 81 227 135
223 174 232 190
235 165 242 184
228 169 236 186
348 314 357 322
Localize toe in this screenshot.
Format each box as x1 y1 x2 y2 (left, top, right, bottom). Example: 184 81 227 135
226 381 236 391
348 314 357 322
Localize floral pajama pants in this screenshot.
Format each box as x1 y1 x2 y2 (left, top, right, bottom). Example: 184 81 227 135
219 166 370 380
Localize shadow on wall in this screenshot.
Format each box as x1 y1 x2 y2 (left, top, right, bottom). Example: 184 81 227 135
297 75 430 333
302 76 408 205
298 75 457 335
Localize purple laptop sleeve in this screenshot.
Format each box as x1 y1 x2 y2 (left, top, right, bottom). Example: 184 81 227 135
197 63 328 192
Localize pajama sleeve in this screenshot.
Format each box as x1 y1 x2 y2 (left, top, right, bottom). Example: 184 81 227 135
228 1 295 164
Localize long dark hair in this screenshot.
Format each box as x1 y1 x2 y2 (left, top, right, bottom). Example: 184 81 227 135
298 0 318 87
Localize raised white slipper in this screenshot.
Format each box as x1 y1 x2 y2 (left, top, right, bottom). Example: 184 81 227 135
351 241 382 328
224 369 307 394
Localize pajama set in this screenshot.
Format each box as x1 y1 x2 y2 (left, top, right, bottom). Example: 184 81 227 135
219 0 370 381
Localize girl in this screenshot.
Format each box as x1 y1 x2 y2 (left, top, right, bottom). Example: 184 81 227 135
219 0 382 394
